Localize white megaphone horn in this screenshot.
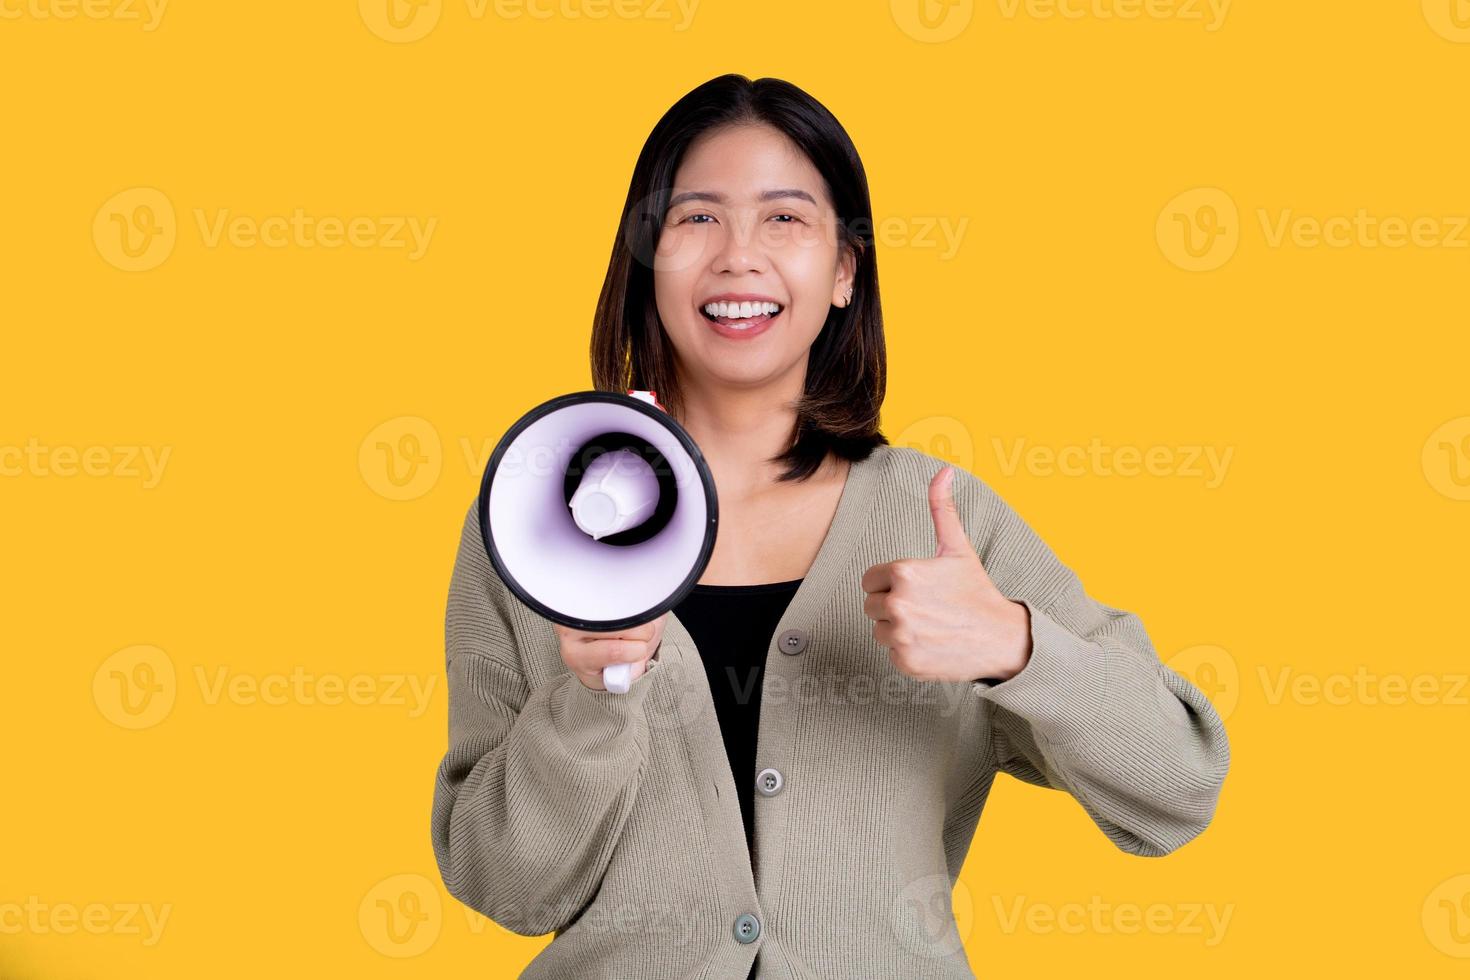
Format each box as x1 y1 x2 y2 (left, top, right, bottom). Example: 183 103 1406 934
477 389 719 693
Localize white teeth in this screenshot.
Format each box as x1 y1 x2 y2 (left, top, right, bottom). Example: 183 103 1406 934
702 300 782 319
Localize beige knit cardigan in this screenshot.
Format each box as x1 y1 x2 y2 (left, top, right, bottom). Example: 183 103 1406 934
430 443 1230 978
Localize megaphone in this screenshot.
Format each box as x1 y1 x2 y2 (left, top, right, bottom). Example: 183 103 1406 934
477 389 719 693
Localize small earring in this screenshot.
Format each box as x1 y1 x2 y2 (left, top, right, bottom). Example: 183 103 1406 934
842 287 853 307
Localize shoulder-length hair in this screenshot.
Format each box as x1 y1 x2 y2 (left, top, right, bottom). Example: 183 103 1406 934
590 73 888 483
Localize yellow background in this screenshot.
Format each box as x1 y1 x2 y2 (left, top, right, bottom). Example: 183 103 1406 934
3 0 1468 976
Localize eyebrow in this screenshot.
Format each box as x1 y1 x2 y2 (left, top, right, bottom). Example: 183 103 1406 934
666 188 819 208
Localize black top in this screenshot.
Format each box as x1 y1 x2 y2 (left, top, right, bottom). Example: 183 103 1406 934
672 577 801 980
671 577 802 858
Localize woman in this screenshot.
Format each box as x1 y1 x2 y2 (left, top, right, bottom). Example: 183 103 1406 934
431 74 1230 979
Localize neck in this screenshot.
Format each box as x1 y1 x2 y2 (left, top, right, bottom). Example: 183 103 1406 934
673 368 812 498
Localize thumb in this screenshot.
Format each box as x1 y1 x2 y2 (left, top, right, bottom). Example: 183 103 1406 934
928 466 972 558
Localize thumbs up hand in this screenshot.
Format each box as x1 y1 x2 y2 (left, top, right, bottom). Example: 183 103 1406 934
859 467 1033 684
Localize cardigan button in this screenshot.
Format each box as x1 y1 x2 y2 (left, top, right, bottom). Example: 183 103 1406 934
755 767 784 797
733 912 761 944
776 628 809 655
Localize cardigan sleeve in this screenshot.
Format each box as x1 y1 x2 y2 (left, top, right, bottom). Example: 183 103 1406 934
965 479 1230 857
430 502 664 935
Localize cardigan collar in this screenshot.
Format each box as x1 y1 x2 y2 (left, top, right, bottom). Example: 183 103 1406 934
662 441 893 658
656 441 894 905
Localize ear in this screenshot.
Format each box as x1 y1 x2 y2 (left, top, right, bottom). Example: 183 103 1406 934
831 244 859 307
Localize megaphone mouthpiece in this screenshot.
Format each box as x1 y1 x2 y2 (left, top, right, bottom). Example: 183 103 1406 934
568 447 660 540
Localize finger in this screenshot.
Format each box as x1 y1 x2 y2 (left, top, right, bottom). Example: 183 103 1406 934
928 466 972 558
588 639 653 666
582 621 657 642
859 561 896 594
872 618 900 650
862 590 894 623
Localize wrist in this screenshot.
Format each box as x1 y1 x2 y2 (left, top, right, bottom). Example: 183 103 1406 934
974 600 1032 683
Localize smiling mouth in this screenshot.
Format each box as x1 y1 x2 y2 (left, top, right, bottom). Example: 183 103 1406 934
699 302 784 330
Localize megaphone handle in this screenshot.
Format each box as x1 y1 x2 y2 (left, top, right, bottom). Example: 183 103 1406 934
603 662 633 694
599 389 665 695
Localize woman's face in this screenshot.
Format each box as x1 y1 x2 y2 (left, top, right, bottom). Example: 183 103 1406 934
652 122 855 396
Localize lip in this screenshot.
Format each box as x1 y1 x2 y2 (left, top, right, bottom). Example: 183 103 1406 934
704 307 781 340
696 289 787 339
697 293 785 341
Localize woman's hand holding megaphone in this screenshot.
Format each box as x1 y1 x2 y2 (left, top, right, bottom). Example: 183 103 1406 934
554 612 668 692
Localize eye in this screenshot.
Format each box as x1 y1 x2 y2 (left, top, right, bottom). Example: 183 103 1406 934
771 213 800 223
679 213 715 225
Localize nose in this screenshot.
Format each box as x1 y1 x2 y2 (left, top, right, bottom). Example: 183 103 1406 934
710 213 767 275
